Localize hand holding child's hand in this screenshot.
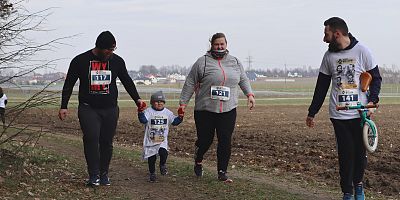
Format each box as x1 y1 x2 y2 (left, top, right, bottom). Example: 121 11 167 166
137 100 147 112
178 105 185 118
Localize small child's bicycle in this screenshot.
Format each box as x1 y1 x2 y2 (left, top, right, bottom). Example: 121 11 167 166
336 103 379 153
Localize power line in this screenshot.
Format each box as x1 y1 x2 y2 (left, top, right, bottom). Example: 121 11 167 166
245 55 253 71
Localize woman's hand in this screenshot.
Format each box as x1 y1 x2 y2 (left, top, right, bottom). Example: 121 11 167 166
247 95 255 110
178 104 186 117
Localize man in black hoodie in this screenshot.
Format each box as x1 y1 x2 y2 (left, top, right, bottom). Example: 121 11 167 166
59 31 146 186
306 17 382 200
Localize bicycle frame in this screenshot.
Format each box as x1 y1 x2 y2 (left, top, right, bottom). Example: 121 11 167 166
336 103 379 152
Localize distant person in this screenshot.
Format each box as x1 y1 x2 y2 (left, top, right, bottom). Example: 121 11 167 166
59 31 146 186
306 17 382 200
0 87 8 129
138 91 183 182
179 32 255 183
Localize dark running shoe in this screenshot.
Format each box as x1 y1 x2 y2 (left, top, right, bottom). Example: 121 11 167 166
194 163 203 177
149 173 156 182
86 175 100 186
217 170 233 183
100 174 111 186
355 184 365 200
160 164 168 175
343 193 354 200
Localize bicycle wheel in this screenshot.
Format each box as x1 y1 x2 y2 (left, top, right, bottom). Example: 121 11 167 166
363 120 378 153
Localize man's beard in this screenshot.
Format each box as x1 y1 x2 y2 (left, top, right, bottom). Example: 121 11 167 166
328 37 341 52
98 52 113 61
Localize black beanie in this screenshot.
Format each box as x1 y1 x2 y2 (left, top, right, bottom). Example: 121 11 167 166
95 31 116 49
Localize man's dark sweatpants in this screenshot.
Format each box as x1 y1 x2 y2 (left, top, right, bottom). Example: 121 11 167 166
78 104 119 177
194 108 236 172
331 118 367 194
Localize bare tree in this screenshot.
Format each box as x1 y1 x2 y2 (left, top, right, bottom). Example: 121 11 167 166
139 65 159 76
0 0 71 152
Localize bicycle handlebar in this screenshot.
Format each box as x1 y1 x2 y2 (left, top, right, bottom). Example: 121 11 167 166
336 104 379 111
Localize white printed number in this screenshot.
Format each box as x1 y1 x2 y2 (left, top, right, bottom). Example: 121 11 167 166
339 94 358 103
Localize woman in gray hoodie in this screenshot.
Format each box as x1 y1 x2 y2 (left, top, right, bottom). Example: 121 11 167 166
179 32 255 182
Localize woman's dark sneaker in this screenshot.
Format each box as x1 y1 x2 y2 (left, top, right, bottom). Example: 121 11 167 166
86 175 100 186
149 173 156 182
194 163 203 177
160 164 168 175
217 170 233 183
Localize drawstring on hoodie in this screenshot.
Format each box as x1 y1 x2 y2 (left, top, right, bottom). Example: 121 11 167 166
217 58 226 113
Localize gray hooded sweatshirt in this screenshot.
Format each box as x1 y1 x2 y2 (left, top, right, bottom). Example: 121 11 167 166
179 52 253 113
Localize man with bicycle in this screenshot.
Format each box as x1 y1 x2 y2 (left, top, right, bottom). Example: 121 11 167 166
306 17 382 200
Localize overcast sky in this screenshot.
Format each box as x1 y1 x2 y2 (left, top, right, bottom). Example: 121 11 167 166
24 0 400 72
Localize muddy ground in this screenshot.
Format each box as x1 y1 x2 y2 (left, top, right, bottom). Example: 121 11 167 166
15 104 400 197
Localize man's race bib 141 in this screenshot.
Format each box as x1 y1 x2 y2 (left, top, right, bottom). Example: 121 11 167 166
337 88 359 106
210 86 230 101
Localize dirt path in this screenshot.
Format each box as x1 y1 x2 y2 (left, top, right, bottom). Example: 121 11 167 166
36 131 338 200
38 132 208 200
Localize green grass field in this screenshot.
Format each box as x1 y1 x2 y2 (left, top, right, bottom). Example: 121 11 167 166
3 78 400 108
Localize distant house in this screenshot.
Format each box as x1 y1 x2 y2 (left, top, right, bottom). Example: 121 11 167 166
156 77 168 84
255 73 266 78
133 77 152 85
287 72 303 78
167 73 186 81
246 72 257 81
28 79 38 85
167 73 186 82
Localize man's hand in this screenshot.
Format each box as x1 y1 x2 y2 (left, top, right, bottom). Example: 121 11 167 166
136 99 147 112
59 109 68 121
367 102 376 117
306 116 315 128
178 105 186 118
247 95 255 110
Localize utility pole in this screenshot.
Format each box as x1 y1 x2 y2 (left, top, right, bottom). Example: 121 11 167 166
284 63 287 88
245 55 253 71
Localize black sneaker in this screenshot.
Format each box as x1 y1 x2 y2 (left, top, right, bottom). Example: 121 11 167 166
194 163 203 177
149 173 156 182
100 174 111 186
86 175 100 186
160 164 168 175
217 170 233 183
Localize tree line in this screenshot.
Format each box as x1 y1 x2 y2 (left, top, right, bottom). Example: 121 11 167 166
135 65 400 84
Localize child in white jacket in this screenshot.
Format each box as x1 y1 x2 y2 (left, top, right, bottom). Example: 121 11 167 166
138 91 183 182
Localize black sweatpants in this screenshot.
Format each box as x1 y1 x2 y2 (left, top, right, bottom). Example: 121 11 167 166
0 107 5 125
148 147 168 174
194 108 236 172
78 104 119 177
331 118 367 194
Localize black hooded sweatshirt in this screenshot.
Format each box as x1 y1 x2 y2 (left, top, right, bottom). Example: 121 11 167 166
61 50 140 109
